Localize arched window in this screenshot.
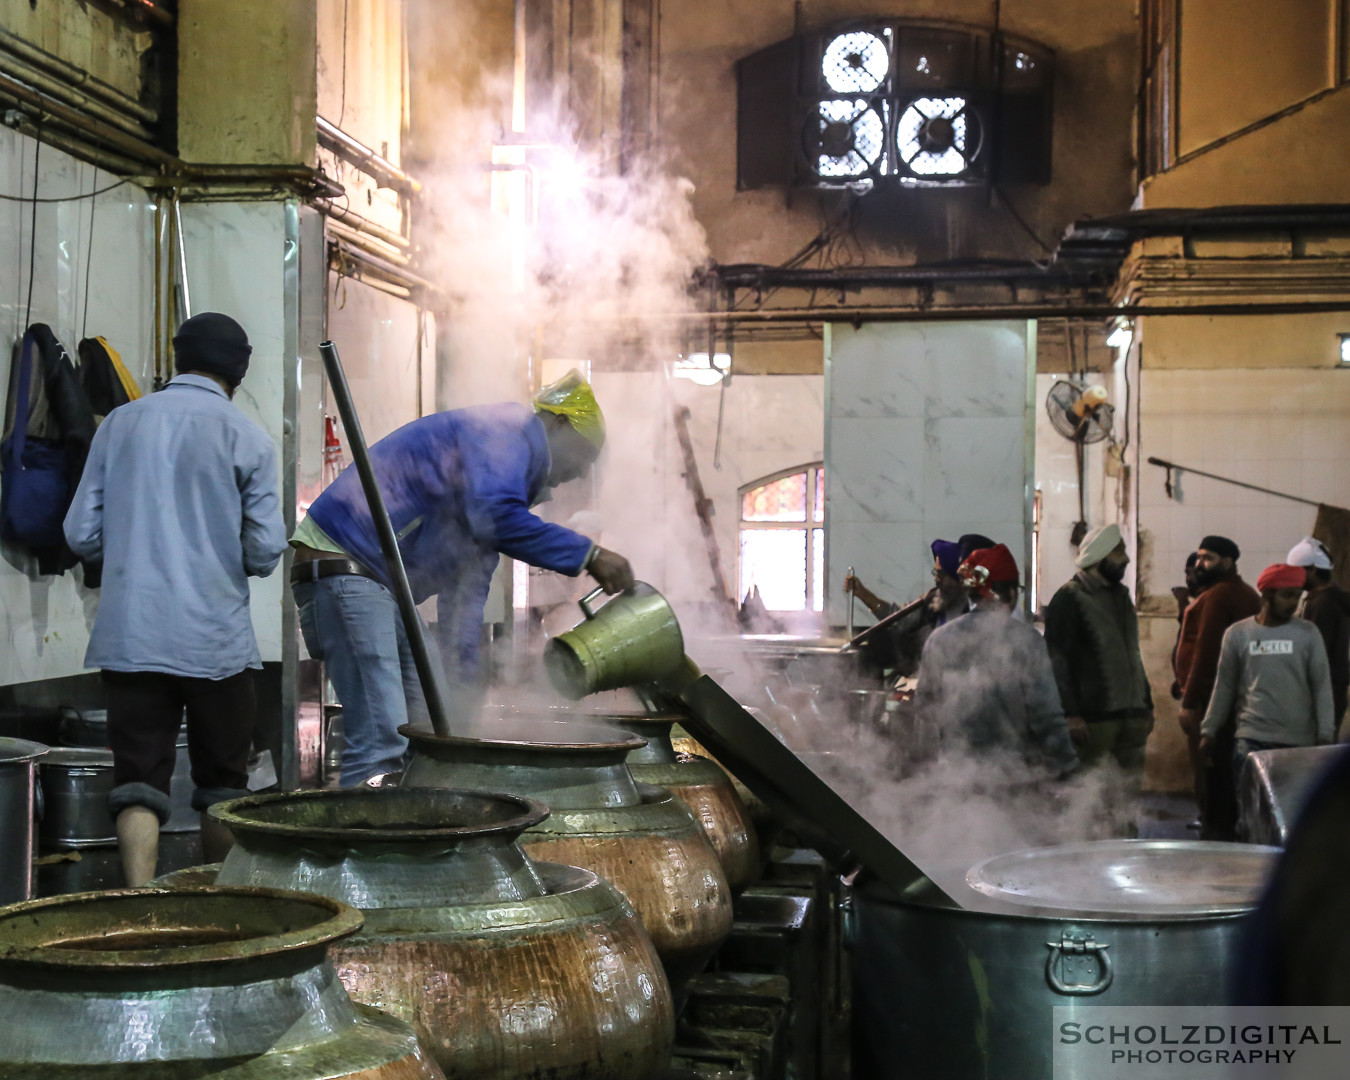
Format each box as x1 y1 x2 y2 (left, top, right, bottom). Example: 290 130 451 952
739 464 825 612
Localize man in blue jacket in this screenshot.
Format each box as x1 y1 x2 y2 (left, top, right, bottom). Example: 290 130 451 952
292 370 634 785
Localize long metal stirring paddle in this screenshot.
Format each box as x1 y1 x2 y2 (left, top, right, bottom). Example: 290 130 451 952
319 340 452 737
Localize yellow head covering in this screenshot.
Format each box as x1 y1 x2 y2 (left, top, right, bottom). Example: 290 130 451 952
532 369 606 450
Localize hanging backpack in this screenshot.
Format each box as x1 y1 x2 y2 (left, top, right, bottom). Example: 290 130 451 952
1 325 97 571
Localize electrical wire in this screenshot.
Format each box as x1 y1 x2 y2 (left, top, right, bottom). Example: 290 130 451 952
0 177 131 203
23 126 40 330
81 164 98 340
337 0 351 130
995 186 1054 255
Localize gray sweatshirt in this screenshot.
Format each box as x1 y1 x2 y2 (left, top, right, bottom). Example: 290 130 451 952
1200 616 1335 746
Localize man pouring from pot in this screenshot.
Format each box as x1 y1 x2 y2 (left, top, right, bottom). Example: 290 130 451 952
292 370 635 786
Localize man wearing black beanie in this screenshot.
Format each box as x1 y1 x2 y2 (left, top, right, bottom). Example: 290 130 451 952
64 311 286 884
1174 534 1260 839
172 311 253 393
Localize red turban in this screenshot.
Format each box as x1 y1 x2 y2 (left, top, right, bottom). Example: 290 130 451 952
959 544 1020 597
1256 563 1306 593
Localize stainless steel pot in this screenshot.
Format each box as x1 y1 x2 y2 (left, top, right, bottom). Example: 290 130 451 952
850 840 1278 1080
57 708 196 832
38 747 119 847
1237 744 1340 845
0 737 46 905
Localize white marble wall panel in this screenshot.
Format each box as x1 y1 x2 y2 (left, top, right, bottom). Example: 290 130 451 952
325 281 423 446
1136 366 1350 604
825 321 1033 627
0 130 155 686
181 202 292 665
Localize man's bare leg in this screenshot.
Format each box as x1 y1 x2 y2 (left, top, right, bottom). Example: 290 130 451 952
116 806 160 885
199 812 234 864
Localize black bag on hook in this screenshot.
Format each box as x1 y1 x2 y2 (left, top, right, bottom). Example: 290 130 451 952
1 324 97 574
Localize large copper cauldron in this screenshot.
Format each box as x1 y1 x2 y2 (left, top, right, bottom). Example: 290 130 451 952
0 886 443 1079
400 719 733 987
211 787 673 1079
591 712 760 892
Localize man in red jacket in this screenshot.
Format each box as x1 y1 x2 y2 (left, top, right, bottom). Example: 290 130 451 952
1174 535 1261 839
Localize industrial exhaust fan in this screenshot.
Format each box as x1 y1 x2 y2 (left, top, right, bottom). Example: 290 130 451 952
737 19 1054 191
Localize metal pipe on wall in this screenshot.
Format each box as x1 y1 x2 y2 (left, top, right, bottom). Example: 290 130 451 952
0 51 153 139
0 72 345 200
316 116 421 195
1 109 144 175
318 341 452 738
0 26 159 125
662 299 1350 326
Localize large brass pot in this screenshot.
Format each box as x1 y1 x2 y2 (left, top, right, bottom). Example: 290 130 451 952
211 787 674 1080
591 712 760 892
0 885 442 1079
400 719 732 987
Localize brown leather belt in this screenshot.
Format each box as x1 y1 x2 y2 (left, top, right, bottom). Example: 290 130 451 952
290 557 381 585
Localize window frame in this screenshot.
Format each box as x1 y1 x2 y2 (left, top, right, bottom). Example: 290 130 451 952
738 462 826 612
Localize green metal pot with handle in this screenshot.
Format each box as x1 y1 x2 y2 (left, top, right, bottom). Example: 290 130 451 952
544 582 686 698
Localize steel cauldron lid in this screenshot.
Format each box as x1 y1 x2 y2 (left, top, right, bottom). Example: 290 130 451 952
965 839 1280 919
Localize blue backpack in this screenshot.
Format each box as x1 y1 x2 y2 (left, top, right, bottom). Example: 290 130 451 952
1 327 93 559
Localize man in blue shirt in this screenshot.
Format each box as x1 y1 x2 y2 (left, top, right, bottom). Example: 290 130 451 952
292 370 634 785
65 312 288 884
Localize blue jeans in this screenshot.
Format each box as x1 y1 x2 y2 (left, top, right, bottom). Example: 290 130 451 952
294 576 430 787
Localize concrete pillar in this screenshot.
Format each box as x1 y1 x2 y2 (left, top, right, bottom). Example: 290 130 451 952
177 0 317 163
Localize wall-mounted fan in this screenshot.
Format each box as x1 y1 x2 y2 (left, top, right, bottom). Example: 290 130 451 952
894 96 984 179
805 98 888 180
1045 380 1114 444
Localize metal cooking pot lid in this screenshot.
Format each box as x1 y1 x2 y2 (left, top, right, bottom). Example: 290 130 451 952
41 747 115 767
0 737 48 765
965 840 1279 917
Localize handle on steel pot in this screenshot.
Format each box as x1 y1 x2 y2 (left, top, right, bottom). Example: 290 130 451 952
578 586 606 620
1045 935 1113 995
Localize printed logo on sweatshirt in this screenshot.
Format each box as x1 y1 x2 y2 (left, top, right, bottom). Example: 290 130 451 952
1248 639 1294 656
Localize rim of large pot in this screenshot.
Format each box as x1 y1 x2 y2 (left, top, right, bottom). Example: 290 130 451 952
399 717 648 754
210 787 550 845
0 736 48 765
0 886 362 973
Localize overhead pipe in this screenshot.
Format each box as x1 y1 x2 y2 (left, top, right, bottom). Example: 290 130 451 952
329 237 439 295
317 116 421 196
0 46 154 138
636 298 1350 326
2 108 144 175
317 199 411 250
1 73 344 199
0 26 159 125
714 261 1094 290
319 340 452 737
325 216 410 264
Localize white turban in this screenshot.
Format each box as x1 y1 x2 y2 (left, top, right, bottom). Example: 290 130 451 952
1075 523 1123 569
1287 536 1333 570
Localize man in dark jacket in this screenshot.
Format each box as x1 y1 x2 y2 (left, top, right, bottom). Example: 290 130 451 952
1174 535 1261 840
1044 523 1153 832
1287 536 1350 739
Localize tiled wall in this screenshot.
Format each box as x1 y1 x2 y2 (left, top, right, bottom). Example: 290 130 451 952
1136 367 1350 603
824 321 1034 627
